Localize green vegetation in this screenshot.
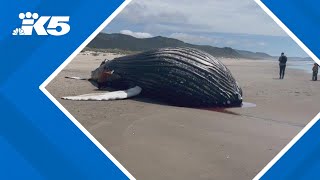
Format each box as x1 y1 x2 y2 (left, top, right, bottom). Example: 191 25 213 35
85 33 282 59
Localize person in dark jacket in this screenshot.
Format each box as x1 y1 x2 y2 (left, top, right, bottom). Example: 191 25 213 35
278 52 287 79
312 63 318 81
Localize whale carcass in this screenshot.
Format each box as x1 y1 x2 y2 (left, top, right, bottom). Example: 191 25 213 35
63 47 243 107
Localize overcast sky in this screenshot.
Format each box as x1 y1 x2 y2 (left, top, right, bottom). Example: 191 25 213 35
104 0 308 57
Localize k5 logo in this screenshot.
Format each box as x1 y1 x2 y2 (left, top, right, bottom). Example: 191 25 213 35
12 12 70 36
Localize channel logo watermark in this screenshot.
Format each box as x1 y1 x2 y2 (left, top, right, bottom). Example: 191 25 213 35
12 12 70 36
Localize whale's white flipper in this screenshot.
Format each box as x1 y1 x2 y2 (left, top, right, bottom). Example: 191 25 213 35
65 76 88 80
62 86 142 101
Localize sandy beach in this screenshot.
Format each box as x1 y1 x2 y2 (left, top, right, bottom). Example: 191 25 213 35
47 52 320 180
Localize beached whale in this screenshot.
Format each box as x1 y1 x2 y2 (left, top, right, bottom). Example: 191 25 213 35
63 47 243 107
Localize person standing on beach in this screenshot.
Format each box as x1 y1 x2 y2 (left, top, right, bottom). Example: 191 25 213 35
278 52 287 79
312 63 318 81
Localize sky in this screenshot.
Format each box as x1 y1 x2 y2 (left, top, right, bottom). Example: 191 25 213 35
104 0 308 57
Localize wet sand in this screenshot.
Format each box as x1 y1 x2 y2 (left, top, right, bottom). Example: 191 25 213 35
47 53 320 180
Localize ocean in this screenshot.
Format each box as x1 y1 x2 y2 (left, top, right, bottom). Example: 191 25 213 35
287 60 315 73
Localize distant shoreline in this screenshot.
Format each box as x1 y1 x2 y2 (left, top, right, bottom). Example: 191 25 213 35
80 48 314 74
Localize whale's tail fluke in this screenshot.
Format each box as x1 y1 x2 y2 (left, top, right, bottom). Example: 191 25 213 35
62 86 142 101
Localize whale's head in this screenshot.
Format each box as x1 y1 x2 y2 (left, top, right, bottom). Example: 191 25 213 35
89 59 121 89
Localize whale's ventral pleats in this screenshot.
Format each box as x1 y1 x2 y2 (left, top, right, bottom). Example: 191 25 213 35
89 47 243 107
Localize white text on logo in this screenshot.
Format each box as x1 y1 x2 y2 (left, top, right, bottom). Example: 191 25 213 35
12 12 70 36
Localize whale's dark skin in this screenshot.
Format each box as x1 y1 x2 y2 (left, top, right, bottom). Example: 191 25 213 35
89 47 243 107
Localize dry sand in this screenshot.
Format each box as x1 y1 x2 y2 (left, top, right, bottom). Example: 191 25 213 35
47 53 320 180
